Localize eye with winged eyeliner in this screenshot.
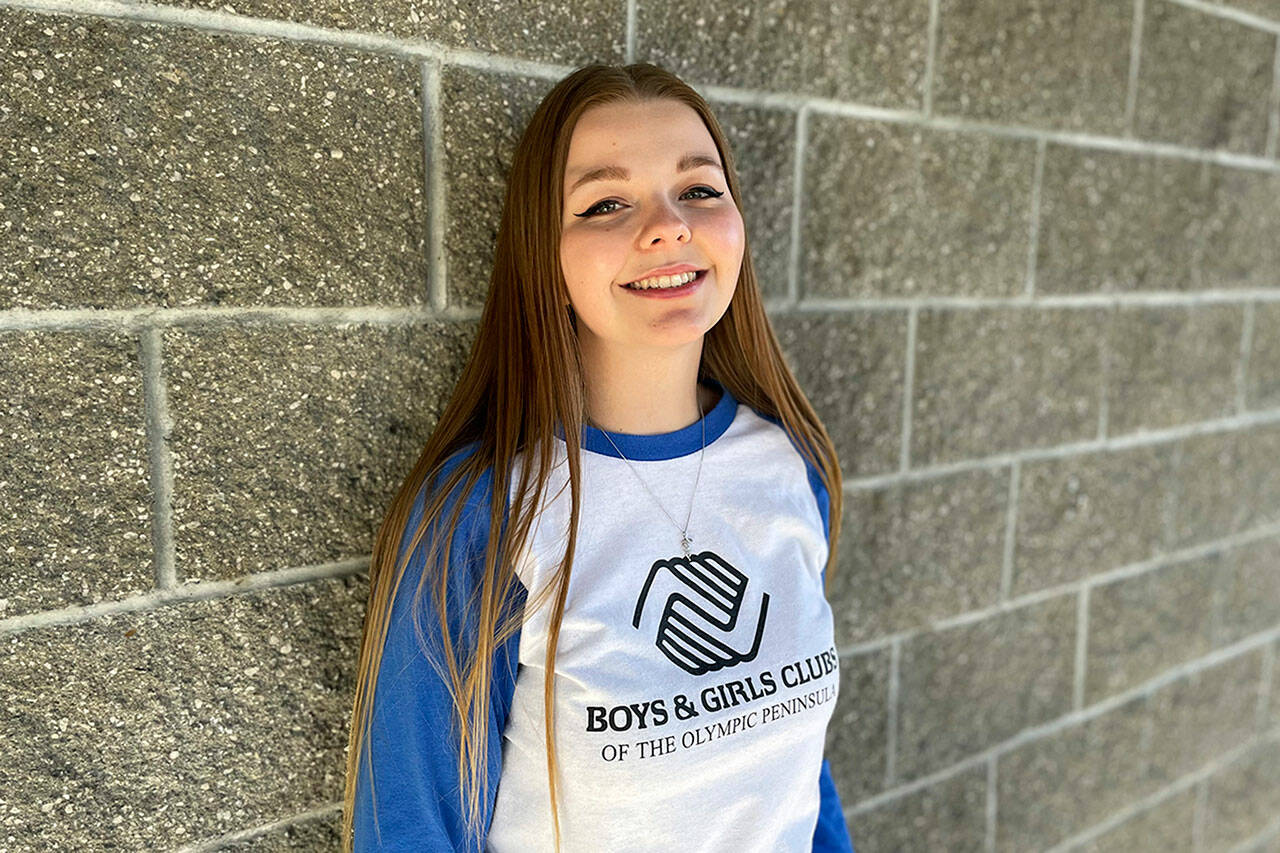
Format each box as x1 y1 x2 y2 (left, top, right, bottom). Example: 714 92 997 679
573 186 725 218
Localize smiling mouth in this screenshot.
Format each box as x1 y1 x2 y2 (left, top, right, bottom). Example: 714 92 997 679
621 269 708 291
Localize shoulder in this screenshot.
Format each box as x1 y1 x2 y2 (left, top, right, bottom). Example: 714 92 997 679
418 440 502 521
746 407 822 480
394 440 505 580
393 440 524 630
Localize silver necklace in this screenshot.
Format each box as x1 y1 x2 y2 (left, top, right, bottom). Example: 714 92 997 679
592 388 707 559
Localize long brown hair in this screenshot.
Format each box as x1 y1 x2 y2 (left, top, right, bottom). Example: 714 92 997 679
341 61 844 852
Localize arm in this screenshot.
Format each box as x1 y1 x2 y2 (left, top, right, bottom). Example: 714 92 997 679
352 446 524 852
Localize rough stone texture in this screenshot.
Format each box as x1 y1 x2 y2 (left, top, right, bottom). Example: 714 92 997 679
829 466 1007 647
1145 650 1265 785
1211 535 1280 648
825 647 891 804
1194 167 1280 288
845 764 988 852
0 576 366 851
932 0 1134 134
1105 304 1243 436
1134 0 1275 156
771 310 907 478
438 66 559 309
636 0 929 107
1171 423 1280 550
0 330 154 619
1036 147 1280 294
1203 738 1280 850
996 649 1263 851
1248 302 1280 409
1062 786 1197 853
1013 443 1176 596
895 594 1076 783
910 306 1104 466
800 117 1037 299
1084 554 1220 705
164 321 473 580
1230 425 1280 535
995 691 1152 852
0 10 430 310
121 0 626 67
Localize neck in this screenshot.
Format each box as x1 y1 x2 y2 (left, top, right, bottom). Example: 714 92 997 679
579 339 718 435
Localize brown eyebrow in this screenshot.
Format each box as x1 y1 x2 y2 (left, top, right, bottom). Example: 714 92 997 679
567 153 724 196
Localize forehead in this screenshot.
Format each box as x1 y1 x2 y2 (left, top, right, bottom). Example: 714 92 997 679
563 100 718 184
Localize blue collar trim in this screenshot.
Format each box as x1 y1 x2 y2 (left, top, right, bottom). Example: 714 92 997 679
555 377 738 461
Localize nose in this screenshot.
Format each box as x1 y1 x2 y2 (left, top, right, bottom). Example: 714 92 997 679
638 196 691 245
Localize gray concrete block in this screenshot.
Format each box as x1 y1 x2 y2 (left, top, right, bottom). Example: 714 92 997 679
800 117 1037 299
1014 444 1175 596
707 101 797 302
0 330 153 618
1205 0 1280 21
1272 639 1280 730
1247 303 1280 410
1167 427 1280 550
844 764 988 853
0 9 430 310
1061 786 1197 853
1037 145 1280 295
995 692 1152 852
896 594 1076 782
1105 304 1242 436
122 0 626 66
771 310 908 477
1229 425 1280 535
911 306 1104 466
1145 650 1263 785
0 576 365 850
1203 739 1280 851
1085 554 1220 704
1135 1 1275 156
223 811 342 850
164 321 473 581
932 0 1133 134
635 0 929 106
438 66 558 309
1211 536 1280 648
831 468 1007 646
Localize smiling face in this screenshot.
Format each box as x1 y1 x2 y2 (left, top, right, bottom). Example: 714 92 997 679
559 98 745 358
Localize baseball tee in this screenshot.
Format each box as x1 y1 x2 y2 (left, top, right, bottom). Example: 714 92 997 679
353 377 856 852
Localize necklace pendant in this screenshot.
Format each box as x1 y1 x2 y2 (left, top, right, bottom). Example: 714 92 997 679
680 533 692 558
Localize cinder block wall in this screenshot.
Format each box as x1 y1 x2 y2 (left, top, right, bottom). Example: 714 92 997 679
2 0 1279 850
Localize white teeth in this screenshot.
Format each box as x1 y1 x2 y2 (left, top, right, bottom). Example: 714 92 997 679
625 270 699 290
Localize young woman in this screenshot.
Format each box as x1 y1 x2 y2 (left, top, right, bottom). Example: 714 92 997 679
343 62 855 853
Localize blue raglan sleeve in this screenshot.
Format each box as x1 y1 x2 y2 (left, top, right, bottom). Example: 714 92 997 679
352 445 525 852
